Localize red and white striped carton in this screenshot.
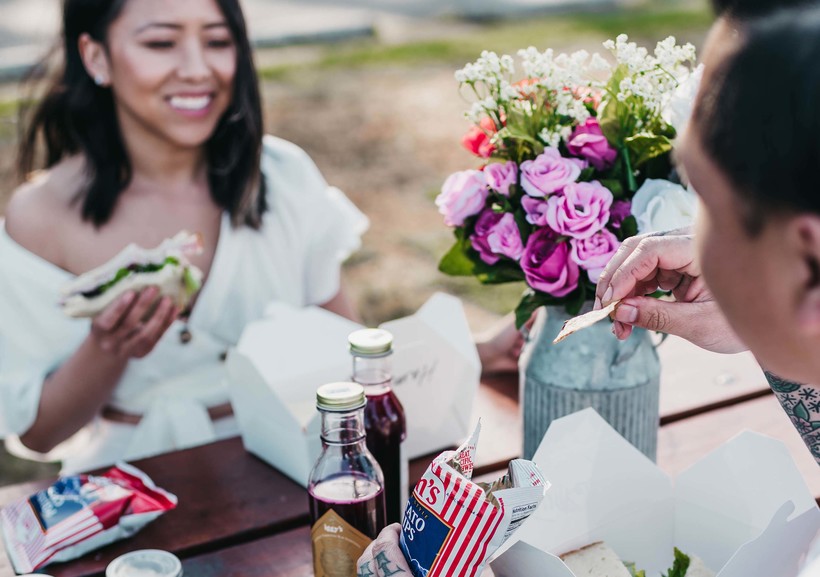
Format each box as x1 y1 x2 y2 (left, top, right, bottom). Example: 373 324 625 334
399 422 548 577
1 462 177 574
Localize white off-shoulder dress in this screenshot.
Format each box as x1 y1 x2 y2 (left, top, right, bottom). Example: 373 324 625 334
0 135 368 474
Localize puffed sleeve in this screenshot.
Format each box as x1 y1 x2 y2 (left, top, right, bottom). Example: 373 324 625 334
0 225 87 437
260 136 369 306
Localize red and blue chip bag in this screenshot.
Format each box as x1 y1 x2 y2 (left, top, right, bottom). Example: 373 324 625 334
399 423 548 577
1 462 176 573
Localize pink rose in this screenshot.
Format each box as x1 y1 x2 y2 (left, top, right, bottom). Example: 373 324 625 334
521 196 548 226
570 229 620 283
487 213 524 261
462 116 497 158
567 118 618 171
485 161 518 197
436 170 489 227
546 181 613 239
520 229 580 297
470 210 523 264
520 147 587 198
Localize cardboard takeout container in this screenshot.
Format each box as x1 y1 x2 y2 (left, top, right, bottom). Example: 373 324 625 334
226 292 481 486
491 408 820 577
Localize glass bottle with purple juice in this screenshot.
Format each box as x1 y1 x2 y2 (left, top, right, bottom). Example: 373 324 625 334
348 329 407 525
308 382 386 577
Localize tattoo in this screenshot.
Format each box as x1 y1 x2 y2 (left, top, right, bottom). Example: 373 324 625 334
375 551 406 575
765 372 820 465
358 562 375 577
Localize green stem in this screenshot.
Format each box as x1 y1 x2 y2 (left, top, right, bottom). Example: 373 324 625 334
622 146 637 193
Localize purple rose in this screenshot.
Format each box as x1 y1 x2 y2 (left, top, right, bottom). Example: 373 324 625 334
609 200 631 229
570 229 620 283
546 181 613 239
520 229 580 297
520 147 587 198
470 210 504 265
485 161 518 197
567 118 618 171
436 170 489 227
522 196 549 226
471 211 524 264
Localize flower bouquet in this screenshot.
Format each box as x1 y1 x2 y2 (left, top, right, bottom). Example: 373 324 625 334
437 35 701 328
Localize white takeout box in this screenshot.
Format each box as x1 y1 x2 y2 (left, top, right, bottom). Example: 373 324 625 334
491 408 820 577
225 292 481 486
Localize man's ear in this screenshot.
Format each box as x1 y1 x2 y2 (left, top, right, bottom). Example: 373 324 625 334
78 33 110 87
794 215 820 336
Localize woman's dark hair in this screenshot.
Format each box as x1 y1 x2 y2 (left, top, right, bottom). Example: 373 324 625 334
18 0 266 228
710 0 818 19
693 6 820 234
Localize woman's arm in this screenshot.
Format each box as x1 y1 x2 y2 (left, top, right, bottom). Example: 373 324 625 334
20 288 179 453
319 282 361 322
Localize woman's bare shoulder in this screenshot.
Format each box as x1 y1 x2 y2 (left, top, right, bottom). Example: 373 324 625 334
4 156 86 265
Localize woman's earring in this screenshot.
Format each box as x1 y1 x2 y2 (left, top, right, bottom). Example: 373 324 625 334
94 73 106 86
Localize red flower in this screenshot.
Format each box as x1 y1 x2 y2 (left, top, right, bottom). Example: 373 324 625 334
462 116 498 158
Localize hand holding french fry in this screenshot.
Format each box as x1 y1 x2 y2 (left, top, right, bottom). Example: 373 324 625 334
592 229 747 354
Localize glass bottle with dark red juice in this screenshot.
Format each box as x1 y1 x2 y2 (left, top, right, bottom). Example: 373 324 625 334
308 382 386 577
348 329 407 525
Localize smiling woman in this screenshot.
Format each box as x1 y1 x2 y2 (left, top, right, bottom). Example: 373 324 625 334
0 0 369 474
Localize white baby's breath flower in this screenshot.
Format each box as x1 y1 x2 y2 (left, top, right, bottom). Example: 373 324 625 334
590 53 611 72
538 127 563 148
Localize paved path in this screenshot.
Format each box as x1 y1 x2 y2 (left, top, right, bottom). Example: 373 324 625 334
0 0 617 81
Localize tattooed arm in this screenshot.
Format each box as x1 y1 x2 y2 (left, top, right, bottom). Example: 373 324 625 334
765 372 820 465
358 524 411 577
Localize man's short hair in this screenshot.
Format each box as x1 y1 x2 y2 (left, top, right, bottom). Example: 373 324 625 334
711 0 818 19
694 6 820 234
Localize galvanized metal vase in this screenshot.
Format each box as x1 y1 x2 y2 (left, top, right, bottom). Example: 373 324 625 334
520 304 661 460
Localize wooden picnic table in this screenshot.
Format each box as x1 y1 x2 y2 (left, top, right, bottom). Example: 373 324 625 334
1 336 817 577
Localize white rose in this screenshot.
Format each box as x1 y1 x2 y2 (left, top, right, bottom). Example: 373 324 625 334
662 63 704 134
631 179 698 234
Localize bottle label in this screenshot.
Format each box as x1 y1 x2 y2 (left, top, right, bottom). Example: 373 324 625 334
311 509 372 577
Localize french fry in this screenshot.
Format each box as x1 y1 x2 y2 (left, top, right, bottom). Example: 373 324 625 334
553 300 620 344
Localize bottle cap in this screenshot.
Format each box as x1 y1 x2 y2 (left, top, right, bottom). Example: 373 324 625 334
106 549 183 577
316 382 366 411
348 328 393 357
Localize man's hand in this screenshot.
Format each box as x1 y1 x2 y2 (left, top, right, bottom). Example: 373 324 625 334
594 230 747 354
357 524 412 577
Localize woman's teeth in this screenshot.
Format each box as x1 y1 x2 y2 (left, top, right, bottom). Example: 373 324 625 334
170 95 211 111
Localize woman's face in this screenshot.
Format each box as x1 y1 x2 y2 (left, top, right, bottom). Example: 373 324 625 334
99 0 237 150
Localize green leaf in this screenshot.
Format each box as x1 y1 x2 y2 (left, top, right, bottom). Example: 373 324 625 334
663 548 691 577
578 167 596 182
624 562 646 577
599 178 624 198
183 267 202 295
794 401 811 422
438 235 477 277
598 64 627 145
616 215 639 241
515 291 544 330
624 133 673 167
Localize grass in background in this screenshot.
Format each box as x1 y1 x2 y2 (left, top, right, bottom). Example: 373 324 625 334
259 3 711 80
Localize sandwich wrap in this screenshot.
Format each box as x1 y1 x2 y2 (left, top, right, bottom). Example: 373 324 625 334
400 423 548 577
60 231 204 318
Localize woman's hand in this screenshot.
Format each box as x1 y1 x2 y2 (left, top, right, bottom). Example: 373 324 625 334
357 524 412 577
594 230 747 354
475 313 532 375
90 287 180 359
